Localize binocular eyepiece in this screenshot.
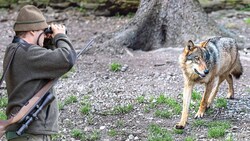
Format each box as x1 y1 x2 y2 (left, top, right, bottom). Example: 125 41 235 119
44 26 67 34
44 27 53 34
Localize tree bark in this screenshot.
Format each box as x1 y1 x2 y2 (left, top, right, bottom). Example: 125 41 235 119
98 0 233 51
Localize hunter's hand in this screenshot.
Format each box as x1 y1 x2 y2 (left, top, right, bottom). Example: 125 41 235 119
51 24 66 38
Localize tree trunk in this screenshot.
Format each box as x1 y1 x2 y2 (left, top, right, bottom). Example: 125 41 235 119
97 0 233 51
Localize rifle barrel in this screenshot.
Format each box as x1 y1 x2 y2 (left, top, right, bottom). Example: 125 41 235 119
76 38 94 58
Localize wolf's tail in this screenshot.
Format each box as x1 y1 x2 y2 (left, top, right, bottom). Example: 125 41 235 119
231 56 243 79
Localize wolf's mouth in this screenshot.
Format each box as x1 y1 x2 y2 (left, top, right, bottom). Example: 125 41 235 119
194 69 206 78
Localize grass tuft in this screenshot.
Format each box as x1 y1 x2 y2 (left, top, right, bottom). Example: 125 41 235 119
136 96 145 103
64 95 78 105
0 97 8 108
154 110 171 118
147 124 172 141
110 62 122 72
215 98 227 108
184 136 195 141
0 111 7 120
191 90 202 101
208 126 226 138
112 104 133 115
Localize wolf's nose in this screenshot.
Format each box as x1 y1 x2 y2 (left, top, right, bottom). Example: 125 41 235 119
204 69 209 74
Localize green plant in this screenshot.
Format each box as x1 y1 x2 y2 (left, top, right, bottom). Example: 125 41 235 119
80 96 91 115
136 96 145 103
147 124 172 141
87 130 100 141
207 121 230 129
155 94 181 114
71 129 83 139
0 111 7 120
126 12 135 18
112 104 133 115
154 110 171 118
192 119 207 127
76 7 87 14
215 98 227 108
244 18 250 24
247 88 250 93
239 4 250 11
51 133 63 141
156 94 167 104
110 62 122 72
58 101 64 110
173 128 184 134
149 101 157 109
0 97 8 108
86 115 94 125
192 120 231 139
64 95 78 105
191 90 202 101
144 106 150 113
61 67 76 79
225 133 233 141
184 136 195 141
208 126 226 138
206 108 214 116
165 97 181 114
108 129 118 137
116 120 124 128
80 103 91 115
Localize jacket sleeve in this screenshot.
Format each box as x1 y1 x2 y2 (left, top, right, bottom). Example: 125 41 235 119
22 33 77 79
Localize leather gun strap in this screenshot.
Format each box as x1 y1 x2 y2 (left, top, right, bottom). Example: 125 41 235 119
0 44 21 87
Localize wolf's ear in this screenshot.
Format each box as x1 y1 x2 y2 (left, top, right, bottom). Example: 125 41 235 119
186 40 195 51
199 39 210 48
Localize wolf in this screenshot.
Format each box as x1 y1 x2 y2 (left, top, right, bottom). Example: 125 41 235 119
175 37 243 129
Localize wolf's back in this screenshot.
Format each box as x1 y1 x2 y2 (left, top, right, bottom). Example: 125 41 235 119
208 37 243 78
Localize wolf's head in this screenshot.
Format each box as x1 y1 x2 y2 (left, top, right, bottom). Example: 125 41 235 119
179 40 210 78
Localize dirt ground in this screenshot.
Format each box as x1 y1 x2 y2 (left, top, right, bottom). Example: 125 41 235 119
0 8 250 141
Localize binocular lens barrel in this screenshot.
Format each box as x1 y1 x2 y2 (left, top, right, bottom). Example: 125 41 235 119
44 27 53 34
44 27 67 34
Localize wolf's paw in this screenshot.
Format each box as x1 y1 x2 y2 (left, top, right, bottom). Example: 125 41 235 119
226 95 234 99
175 123 185 129
194 111 204 119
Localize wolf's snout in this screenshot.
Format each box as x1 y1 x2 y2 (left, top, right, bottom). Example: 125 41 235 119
204 69 209 74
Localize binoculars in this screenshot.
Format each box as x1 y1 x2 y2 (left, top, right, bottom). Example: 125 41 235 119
44 26 53 34
44 26 67 34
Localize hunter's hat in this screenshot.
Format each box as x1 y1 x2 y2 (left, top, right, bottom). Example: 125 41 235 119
14 5 48 31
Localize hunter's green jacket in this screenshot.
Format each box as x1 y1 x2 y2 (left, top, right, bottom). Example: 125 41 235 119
3 33 76 135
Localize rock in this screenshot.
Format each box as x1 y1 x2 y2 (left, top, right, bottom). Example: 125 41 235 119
100 126 106 130
121 64 129 72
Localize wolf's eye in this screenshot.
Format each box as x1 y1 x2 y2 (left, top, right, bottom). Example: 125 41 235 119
186 55 192 60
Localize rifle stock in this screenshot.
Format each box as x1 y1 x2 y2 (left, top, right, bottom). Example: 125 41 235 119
0 80 55 138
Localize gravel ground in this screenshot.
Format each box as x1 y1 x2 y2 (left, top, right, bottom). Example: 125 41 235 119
0 8 250 141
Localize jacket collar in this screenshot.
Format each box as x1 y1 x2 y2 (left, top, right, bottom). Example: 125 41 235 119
12 36 30 46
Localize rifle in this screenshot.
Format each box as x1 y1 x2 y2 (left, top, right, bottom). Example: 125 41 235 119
0 38 94 138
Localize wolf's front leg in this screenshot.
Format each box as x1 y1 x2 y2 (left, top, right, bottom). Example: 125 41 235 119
175 81 194 129
195 82 214 118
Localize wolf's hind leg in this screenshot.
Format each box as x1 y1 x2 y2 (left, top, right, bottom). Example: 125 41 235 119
226 74 234 99
207 77 224 108
195 81 214 118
